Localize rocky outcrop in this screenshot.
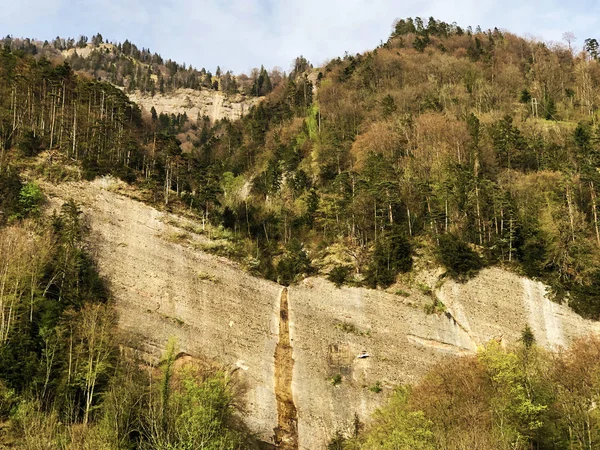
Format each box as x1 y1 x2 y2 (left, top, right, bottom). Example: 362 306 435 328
44 179 599 449
128 88 261 122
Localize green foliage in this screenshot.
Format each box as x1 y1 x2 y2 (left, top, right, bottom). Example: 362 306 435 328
327 430 347 450
423 298 446 315
331 374 342 386
276 239 312 286
6 34 600 314
5 19 600 448
437 233 483 280
381 94 397 118
17 129 42 157
141 341 253 450
519 89 531 104
0 197 110 424
0 380 16 418
251 65 273 97
352 337 600 450
95 359 148 449
0 166 22 223
365 233 412 289
160 338 177 432
491 114 527 169
335 321 362 335
544 97 557 120
17 182 44 217
520 325 535 348
479 342 548 444
573 122 591 152
568 270 600 319
0 214 254 449
328 265 351 287
358 386 435 450
584 38 599 59
172 372 245 449
369 381 383 394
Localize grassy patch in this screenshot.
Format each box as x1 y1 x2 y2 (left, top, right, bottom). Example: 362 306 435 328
424 297 446 315
335 321 370 336
369 381 383 393
197 271 219 283
162 231 191 244
394 289 410 297
34 162 80 183
417 283 433 296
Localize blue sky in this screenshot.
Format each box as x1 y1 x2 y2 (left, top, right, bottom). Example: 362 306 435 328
1 0 598 74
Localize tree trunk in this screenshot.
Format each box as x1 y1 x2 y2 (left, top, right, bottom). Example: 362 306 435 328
566 184 576 242
590 181 600 246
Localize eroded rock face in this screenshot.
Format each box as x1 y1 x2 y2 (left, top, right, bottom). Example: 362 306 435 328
436 270 591 351
45 179 280 442
128 88 261 122
290 273 598 449
44 179 599 449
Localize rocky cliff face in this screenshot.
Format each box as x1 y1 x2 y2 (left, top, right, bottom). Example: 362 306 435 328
128 88 261 122
45 179 599 449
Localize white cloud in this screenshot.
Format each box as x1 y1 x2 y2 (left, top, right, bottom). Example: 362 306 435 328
2 0 600 72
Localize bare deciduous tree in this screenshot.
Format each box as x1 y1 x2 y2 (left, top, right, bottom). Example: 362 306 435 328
563 31 576 52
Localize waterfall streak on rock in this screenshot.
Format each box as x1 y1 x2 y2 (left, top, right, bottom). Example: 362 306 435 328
274 288 298 449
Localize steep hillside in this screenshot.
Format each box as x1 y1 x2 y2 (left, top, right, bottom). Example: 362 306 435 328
128 88 260 122
5 16 600 449
0 35 267 123
44 178 598 449
187 18 600 319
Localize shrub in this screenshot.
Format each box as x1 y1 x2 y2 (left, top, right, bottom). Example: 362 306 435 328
437 233 483 281
520 325 535 348
0 380 16 418
364 232 412 289
328 265 351 287
0 167 22 223
144 343 251 450
424 298 446 315
17 130 42 157
335 321 360 334
276 239 312 286
18 182 44 218
358 386 435 449
328 430 347 449
331 374 342 386
369 381 383 393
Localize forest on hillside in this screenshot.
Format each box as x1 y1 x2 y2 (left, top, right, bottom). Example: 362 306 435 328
4 18 600 318
2 15 600 449
202 17 600 318
0 192 255 447
0 33 288 97
0 44 257 449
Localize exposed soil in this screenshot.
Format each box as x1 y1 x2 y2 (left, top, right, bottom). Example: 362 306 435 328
273 288 298 449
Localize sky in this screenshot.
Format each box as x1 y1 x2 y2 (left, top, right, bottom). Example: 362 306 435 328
1 0 599 74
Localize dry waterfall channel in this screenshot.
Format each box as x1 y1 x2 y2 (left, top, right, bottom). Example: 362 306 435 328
274 287 299 449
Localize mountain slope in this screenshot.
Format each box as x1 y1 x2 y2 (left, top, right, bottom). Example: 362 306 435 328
5 17 600 448
44 177 599 448
128 88 261 122
0 35 266 122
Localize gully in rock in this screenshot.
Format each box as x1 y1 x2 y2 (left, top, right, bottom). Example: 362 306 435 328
273 287 298 449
